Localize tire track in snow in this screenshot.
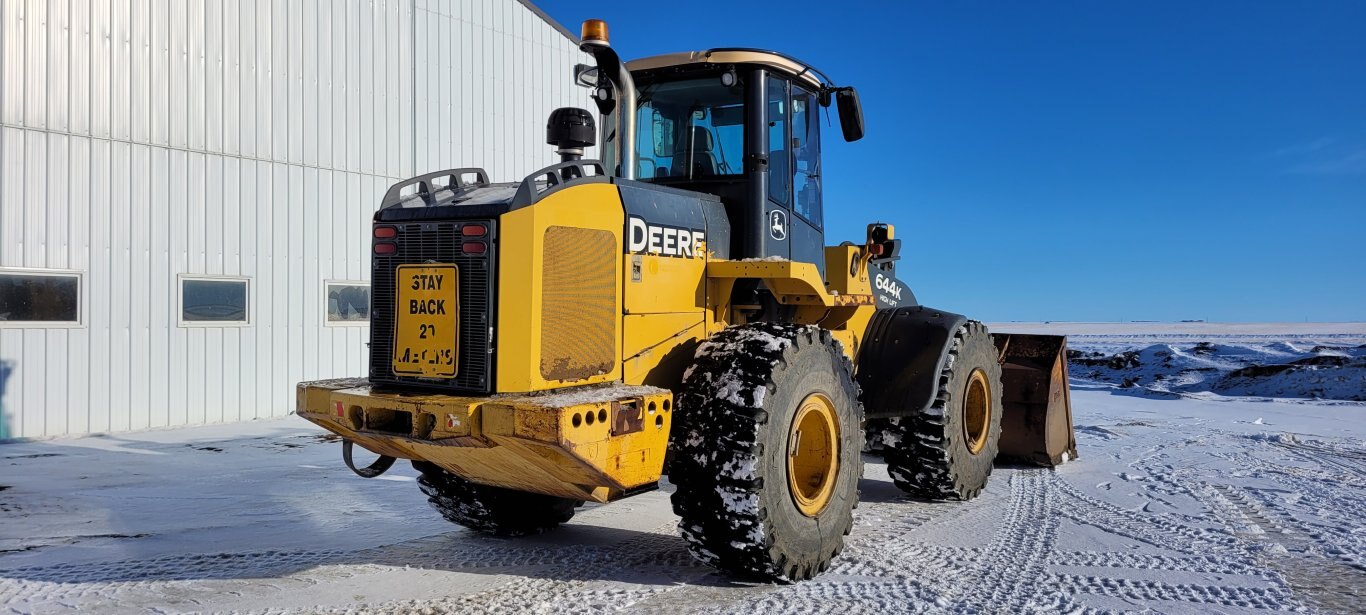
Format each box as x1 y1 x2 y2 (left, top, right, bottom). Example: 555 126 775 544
1053 474 1240 554
964 470 1081 612
1051 550 1274 577
8 416 1360 613
1240 486 1366 571
604 477 970 614
1045 572 1300 610
659 474 1009 614
1201 483 1364 613
0 529 699 613
1270 437 1366 482
704 471 1078 614
4 465 1328 615
314 465 1329 614
1039 467 1310 613
304 522 705 615
0 541 623 588
679 577 948 615
1210 433 1366 574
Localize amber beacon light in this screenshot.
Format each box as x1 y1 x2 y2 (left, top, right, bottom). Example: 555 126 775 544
581 19 609 45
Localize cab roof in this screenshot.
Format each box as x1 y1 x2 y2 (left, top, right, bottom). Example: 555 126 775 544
626 49 830 91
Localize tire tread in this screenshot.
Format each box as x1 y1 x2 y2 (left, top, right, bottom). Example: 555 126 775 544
413 461 579 537
669 323 862 581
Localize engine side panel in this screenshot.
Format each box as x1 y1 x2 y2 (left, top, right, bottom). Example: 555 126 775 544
617 180 731 387
496 183 624 392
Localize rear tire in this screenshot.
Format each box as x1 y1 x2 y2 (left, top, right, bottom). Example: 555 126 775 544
669 323 863 581
881 321 1003 500
413 461 579 536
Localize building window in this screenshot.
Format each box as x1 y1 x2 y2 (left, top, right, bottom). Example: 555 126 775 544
179 275 250 325
0 269 82 326
325 281 370 325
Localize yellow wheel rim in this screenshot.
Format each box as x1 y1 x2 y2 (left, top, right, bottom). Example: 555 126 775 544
963 369 992 455
787 393 840 517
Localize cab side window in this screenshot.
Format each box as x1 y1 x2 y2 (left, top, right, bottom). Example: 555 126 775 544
792 86 822 227
766 76 790 206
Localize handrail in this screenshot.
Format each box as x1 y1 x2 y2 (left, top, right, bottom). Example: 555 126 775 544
380 168 490 208
511 160 607 207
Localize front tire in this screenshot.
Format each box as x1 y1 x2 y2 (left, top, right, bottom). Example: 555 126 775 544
881 321 1004 500
669 324 863 581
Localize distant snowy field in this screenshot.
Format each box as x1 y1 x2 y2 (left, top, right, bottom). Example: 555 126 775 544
992 322 1366 402
1 324 1363 614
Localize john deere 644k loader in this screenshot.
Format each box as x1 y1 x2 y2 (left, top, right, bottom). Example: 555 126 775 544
297 20 1076 581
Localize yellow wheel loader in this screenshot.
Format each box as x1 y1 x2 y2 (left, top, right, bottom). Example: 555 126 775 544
296 19 1077 581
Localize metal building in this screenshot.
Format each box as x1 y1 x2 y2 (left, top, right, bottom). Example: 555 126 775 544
0 0 591 440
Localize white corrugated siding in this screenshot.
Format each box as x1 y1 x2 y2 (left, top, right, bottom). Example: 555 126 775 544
0 0 592 439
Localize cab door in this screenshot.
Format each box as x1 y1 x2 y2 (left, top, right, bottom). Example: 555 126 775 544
749 73 824 273
788 84 825 278
763 75 793 262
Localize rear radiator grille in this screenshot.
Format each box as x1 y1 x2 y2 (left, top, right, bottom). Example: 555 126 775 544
370 221 494 392
540 226 616 381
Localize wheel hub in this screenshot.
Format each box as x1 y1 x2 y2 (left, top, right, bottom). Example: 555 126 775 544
963 369 991 455
787 393 840 517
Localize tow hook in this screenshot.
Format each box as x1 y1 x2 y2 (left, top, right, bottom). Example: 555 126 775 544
342 440 397 478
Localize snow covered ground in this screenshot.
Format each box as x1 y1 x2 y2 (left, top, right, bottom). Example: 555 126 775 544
2 325 1364 614
995 322 1366 402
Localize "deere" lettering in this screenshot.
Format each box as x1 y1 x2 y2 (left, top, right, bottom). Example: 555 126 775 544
627 216 706 258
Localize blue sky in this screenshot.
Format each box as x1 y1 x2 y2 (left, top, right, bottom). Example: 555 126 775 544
536 1 1366 322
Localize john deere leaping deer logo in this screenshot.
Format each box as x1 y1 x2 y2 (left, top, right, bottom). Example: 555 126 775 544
769 209 787 241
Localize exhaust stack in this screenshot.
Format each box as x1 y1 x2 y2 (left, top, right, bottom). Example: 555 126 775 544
579 19 638 180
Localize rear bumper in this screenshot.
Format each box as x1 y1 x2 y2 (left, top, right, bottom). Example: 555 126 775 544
296 379 673 502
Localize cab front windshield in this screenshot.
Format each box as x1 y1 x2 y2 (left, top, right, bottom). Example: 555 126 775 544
635 77 744 180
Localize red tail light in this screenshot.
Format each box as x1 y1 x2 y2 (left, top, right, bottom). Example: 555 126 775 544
461 224 487 237
461 241 487 255
374 242 397 255
373 225 398 238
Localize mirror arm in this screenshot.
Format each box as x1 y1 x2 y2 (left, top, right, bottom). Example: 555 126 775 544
818 85 853 107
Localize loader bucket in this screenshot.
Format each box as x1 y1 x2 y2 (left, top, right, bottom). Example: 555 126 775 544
990 333 1077 467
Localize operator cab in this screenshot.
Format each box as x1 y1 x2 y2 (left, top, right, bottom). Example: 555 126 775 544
577 45 864 276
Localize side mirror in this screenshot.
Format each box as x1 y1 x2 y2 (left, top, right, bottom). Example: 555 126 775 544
573 64 600 88
836 88 865 142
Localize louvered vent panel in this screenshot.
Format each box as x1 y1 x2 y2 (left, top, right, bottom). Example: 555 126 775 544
539 226 616 381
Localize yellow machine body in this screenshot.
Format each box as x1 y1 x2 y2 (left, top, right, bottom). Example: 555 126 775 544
296 182 885 500
297 43 1075 503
